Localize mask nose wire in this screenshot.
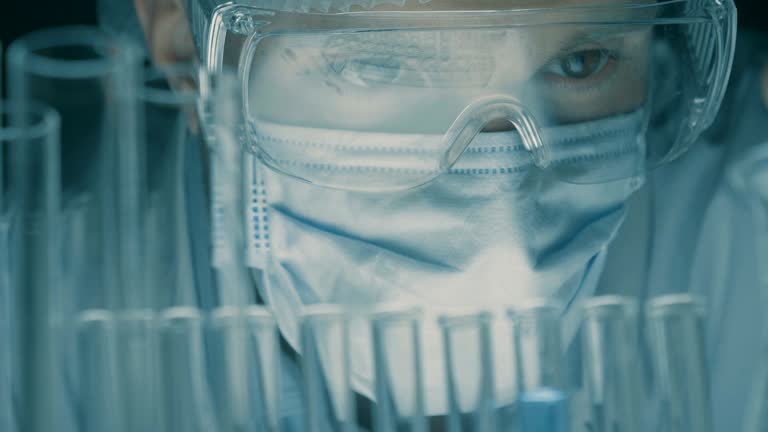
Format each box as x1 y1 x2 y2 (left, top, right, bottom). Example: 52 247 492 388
438 95 550 171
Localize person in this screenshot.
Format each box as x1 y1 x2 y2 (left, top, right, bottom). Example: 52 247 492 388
102 0 746 428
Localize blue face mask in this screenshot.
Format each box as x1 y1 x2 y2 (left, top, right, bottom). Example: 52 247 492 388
240 110 645 415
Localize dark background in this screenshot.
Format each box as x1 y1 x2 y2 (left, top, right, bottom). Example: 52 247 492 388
0 0 98 47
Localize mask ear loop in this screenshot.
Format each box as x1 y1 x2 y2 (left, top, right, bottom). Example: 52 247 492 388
439 95 550 172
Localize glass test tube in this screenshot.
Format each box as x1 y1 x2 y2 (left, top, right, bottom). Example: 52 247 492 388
8 26 142 311
744 351 768 432
8 28 140 432
137 65 199 308
208 307 252 432
114 310 161 432
646 294 711 432
0 40 8 431
301 305 358 432
581 296 643 432
0 100 60 432
0 215 13 432
729 145 768 432
370 306 426 432
508 301 569 432
73 310 123 432
208 306 283 432
439 311 497 432
246 306 283 431
158 307 217 432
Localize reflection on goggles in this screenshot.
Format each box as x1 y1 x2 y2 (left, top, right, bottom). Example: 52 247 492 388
323 31 500 87
250 28 649 129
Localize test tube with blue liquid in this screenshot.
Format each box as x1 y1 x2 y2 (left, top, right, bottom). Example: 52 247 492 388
508 301 569 432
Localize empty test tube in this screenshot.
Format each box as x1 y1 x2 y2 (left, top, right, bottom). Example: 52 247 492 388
508 301 569 432
114 310 161 432
581 296 642 432
246 306 283 431
646 294 711 432
208 306 282 432
208 307 252 432
439 311 497 432
370 306 426 432
158 307 217 432
73 310 123 432
301 305 357 432
744 349 768 432
0 101 60 432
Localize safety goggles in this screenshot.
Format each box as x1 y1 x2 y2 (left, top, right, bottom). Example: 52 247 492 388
188 0 736 191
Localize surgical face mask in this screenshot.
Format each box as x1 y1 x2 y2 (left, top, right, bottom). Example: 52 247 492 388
240 110 646 415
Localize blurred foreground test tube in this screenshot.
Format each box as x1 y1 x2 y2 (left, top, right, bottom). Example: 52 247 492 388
581 296 643 432
301 306 358 432
0 100 59 432
371 306 426 432
207 306 283 432
727 144 768 432
439 311 497 432
646 294 711 432
509 301 569 432
7 27 141 432
158 306 217 431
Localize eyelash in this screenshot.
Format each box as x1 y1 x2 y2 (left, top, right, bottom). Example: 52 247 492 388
536 48 622 90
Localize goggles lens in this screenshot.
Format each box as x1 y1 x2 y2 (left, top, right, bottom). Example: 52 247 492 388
201 1 735 191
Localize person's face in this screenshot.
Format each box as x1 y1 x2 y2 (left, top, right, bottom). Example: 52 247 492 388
135 0 651 130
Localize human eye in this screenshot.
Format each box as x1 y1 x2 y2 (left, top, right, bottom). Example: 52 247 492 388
335 56 408 87
537 45 621 88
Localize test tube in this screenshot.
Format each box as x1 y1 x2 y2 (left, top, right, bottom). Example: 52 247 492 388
114 309 161 432
581 296 642 432
8 26 142 310
73 310 123 432
646 294 711 432
137 64 199 309
7 28 140 432
245 306 283 431
0 215 13 432
744 352 768 432
208 307 252 431
207 306 283 432
439 311 497 432
727 139 768 432
301 305 357 432
370 306 426 432
0 100 60 432
158 306 217 432
508 301 569 432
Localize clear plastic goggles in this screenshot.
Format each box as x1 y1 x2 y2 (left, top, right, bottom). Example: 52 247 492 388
194 0 735 191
